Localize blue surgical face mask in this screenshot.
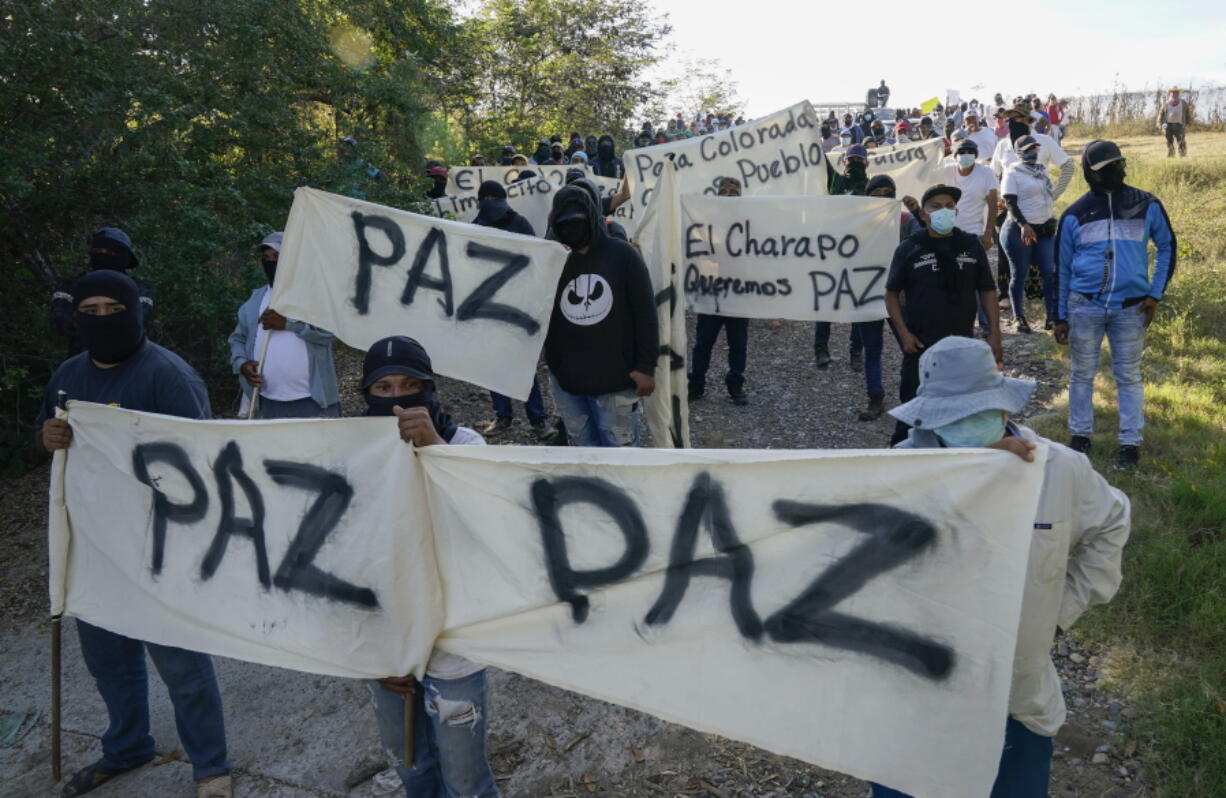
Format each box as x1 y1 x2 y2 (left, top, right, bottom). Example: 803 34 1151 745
957 153 976 169
929 208 957 234
934 410 1006 448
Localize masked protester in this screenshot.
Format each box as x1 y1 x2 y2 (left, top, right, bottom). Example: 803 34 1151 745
884 185 1002 445
51 227 154 358
36 270 232 798
689 177 750 405
1051 140 1175 470
1156 88 1194 157
228 232 340 419
470 182 551 439
531 139 552 165
544 185 658 446
873 336 1129 798
999 136 1059 335
590 134 624 179
500 144 516 166
991 103 1074 198
359 336 501 798
425 165 448 199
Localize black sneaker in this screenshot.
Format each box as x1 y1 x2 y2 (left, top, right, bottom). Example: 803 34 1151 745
688 383 705 401
1016 317 1032 334
729 388 749 406
814 345 831 369
481 417 513 437
1069 436 1092 454
849 351 864 372
857 394 885 421
1113 445 1140 471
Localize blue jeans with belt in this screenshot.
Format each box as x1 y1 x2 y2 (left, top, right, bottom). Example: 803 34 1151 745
870 717 1052 798
76 620 230 781
1002 220 1056 322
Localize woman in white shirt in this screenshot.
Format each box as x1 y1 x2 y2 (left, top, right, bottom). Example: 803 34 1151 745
360 335 501 798
1000 135 1058 334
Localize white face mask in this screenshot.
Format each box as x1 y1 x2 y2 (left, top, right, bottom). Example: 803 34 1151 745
957 153 976 169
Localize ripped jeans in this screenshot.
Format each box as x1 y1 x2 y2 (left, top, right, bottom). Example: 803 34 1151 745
368 669 500 797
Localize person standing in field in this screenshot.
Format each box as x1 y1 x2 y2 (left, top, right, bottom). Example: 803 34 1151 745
1000 136 1059 333
1054 140 1176 470
1156 88 1194 157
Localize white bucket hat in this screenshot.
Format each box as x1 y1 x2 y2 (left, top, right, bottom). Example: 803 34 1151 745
889 337 1036 430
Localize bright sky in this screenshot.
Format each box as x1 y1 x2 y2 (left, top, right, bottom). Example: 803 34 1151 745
645 0 1226 118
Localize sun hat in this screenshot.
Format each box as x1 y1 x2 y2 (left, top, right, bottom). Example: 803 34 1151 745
889 337 1036 429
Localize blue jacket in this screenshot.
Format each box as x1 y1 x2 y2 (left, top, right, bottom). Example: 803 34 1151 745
228 285 339 408
1055 155 1175 320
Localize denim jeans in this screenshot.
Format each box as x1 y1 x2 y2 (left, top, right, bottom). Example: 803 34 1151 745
890 350 922 446
256 397 341 419
368 670 500 798
490 376 547 422
1067 292 1147 445
855 320 885 396
76 620 230 780
549 375 641 447
1002 221 1056 322
870 716 1052 798
689 314 749 392
813 322 863 358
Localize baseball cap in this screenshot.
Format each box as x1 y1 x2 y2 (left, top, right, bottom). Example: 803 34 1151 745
256 232 284 252
955 139 979 155
846 144 869 160
921 184 962 206
1084 140 1125 171
1014 135 1039 152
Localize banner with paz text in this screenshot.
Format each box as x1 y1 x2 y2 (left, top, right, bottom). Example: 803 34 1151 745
271 188 568 400
51 402 1050 798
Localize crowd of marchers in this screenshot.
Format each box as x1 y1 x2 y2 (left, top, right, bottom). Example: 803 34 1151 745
36 80 1191 798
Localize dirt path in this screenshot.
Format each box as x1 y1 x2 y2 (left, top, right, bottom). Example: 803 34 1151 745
0 317 1145 797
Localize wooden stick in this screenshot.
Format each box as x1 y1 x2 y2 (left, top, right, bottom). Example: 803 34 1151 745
51 390 67 782
246 330 273 420
402 684 415 770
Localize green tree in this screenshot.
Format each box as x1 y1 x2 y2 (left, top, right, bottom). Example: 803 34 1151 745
0 0 459 470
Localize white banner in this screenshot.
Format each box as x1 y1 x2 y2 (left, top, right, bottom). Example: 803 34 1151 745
827 137 946 201
632 158 689 448
431 176 559 236
52 404 1050 798
271 188 568 401
445 164 592 196
680 194 897 321
49 402 442 678
623 101 827 220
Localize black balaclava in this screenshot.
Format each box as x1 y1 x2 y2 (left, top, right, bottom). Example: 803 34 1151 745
360 335 457 440
596 134 616 161
586 135 599 157
534 143 550 163
1008 118 1031 144
844 160 869 194
88 232 135 272
549 185 601 250
72 270 146 364
262 254 278 286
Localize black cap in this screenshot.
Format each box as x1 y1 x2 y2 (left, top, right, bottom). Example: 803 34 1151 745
361 336 434 389
955 139 980 155
921 184 962 206
1085 140 1124 171
865 175 897 197
477 180 507 199
1014 135 1039 152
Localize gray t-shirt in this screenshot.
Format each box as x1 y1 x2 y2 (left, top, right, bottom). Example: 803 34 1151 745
37 341 211 425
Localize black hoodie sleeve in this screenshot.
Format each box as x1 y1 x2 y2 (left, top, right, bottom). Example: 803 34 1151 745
623 247 659 375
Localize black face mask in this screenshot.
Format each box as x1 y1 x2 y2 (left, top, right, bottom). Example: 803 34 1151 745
364 384 458 441
75 309 144 364
89 249 130 272
1095 161 1127 191
555 219 591 249
262 259 277 286
1008 120 1030 144
846 161 868 180
597 143 614 158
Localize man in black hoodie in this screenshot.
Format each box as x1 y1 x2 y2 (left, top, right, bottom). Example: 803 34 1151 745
590 134 624 180
472 181 549 438
544 186 658 446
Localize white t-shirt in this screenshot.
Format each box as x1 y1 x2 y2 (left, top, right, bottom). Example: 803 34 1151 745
424 426 488 680
254 289 311 401
992 132 1069 179
965 128 999 163
943 163 999 236
1001 165 1055 225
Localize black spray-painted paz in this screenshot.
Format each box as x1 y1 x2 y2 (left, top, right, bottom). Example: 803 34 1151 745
530 471 955 680
132 440 378 609
350 211 539 335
